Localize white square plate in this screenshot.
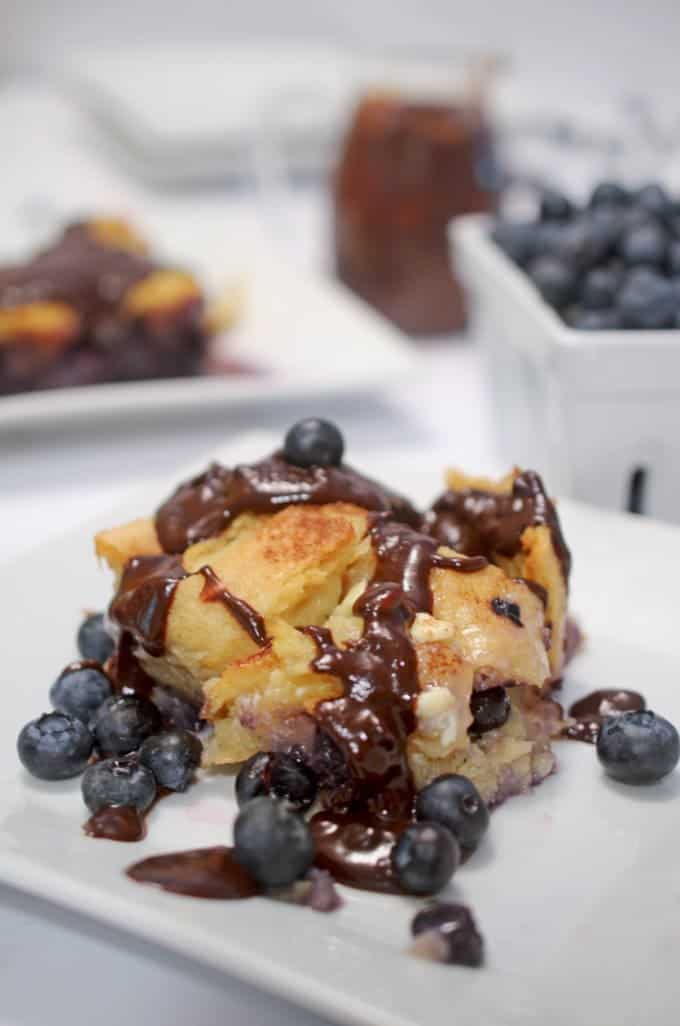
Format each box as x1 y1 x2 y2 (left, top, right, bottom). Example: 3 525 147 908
1 439 679 1026
0 243 414 432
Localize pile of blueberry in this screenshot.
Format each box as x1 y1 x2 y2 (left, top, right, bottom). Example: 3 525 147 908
17 612 203 833
492 181 680 329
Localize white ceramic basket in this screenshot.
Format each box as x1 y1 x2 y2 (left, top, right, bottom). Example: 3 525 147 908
452 214 680 524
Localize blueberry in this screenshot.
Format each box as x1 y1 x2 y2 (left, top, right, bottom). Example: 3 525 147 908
77 613 115 664
580 266 622 309
470 686 512 734
139 729 202 791
283 418 344 468
589 182 630 208
491 221 540 266
150 686 202 732
82 756 157 813
17 712 94 780
565 308 622 331
236 752 272 807
50 664 112 723
527 256 575 308
91 694 161 755
635 183 672 218
620 223 668 267
391 822 460 895
411 902 484 967
415 774 490 851
618 272 676 329
597 710 679 784
555 218 613 271
235 751 317 810
539 188 573 222
668 240 680 275
233 796 315 887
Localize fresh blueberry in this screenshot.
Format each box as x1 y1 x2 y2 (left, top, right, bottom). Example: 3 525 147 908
138 729 202 791
565 308 622 331
411 902 484 967
527 256 575 308
50 664 112 723
635 183 672 218
619 223 668 267
491 221 541 266
539 188 573 222
555 218 613 271
91 694 161 755
668 214 680 241
667 240 680 275
283 418 344 468
580 266 622 309
618 272 676 329
235 751 317 810
17 712 93 780
233 796 315 887
149 686 202 732
82 756 157 813
415 774 490 851
77 613 115 664
236 752 272 807
470 687 512 734
589 182 630 208
391 822 460 895
597 710 679 784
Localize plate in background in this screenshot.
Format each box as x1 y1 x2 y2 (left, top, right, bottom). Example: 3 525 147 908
0 248 415 431
1 436 679 1026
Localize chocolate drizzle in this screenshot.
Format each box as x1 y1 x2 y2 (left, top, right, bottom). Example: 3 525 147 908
198 565 268 647
84 805 144 842
126 846 261 899
154 452 420 554
109 555 188 657
563 689 645 744
423 470 571 581
303 516 486 886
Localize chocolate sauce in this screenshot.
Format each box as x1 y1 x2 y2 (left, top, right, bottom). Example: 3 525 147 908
154 452 420 554
127 846 261 899
84 805 144 842
423 471 571 581
300 517 486 886
198 565 268 647
563 689 645 744
109 555 187 657
0 222 153 323
109 631 156 699
310 812 406 893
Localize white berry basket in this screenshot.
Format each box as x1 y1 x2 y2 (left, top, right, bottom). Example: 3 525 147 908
451 214 680 524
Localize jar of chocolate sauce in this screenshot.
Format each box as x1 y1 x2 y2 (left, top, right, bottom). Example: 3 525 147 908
333 68 500 336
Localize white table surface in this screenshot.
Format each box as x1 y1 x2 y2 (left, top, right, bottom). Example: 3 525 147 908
0 82 500 1026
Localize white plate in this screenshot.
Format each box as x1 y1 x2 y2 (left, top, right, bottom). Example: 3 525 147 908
1 438 679 1026
0 249 415 432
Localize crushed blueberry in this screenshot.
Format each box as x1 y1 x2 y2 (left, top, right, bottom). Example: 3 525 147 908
410 902 484 967
490 597 523 627
470 687 512 734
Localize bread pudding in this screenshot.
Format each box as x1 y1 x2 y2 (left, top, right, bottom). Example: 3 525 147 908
95 435 570 817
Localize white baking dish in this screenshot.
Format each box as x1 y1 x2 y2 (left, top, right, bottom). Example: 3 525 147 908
451 213 680 523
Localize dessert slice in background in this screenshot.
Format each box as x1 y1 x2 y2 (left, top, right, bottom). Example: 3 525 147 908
0 218 210 395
